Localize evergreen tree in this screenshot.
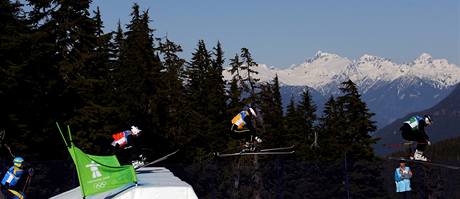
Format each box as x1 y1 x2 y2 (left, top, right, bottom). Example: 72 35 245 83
33 1 117 153
185 40 212 115
21 0 107 153
67 6 119 154
114 4 162 155
108 21 124 92
184 40 214 160
257 83 274 143
208 41 228 149
335 80 385 198
240 48 259 105
255 75 284 146
336 80 377 157
296 88 318 159
0 0 38 154
30 0 110 152
318 96 342 160
228 77 243 114
21 0 71 160
158 38 187 149
227 53 244 115
0 0 26 111
112 20 124 61
298 88 317 140
265 75 284 146
284 97 303 146
229 53 243 81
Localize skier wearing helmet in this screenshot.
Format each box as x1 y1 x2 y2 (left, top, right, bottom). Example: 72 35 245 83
231 107 262 152
111 126 142 149
1 156 33 199
112 126 144 166
400 114 433 161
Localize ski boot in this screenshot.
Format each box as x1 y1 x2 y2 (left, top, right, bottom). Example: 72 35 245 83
255 136 262 144
411 150 429 162
249 137 262 152
131 154 146 169
241 142 251 153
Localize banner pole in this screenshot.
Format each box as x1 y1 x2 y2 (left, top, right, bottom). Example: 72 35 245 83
55 122 69 147
67 125 73 144
66 125 86 197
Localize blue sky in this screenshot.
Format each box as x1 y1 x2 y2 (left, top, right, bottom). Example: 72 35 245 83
91 0 460 67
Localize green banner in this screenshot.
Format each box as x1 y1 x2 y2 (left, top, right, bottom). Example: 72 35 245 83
68 145 137 197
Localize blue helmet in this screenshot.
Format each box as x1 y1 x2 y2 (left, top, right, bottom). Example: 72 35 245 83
13 157 24 167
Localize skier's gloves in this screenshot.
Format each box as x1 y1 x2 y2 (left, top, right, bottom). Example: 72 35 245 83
131 126 141 135
28 168 34 176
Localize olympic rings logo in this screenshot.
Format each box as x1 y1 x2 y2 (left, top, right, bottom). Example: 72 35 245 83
95 181 107 189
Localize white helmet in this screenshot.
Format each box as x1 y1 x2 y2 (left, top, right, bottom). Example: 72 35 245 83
248 107 257 117
131 126 142 135
424 115 432 125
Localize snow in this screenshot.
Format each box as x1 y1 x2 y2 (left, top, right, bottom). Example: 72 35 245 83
223 51 460 95
50 167 198 199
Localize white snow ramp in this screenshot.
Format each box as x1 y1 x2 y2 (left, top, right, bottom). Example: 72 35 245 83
50 167 198 199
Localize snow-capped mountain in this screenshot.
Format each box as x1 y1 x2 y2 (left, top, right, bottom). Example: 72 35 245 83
223 51 460 94
223 51 460 127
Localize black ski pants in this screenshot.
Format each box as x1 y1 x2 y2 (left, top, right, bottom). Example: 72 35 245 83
400 123 426 152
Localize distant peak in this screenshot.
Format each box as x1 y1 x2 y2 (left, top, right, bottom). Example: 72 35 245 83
359 54 381 61
314 50 337 58
307 50 341 63
414 53 433 64
314 50 326 57
418 53 432 59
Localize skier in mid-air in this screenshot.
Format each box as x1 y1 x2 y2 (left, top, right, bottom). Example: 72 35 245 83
111 126 142 149
231 107 262 152
112 126 145 166
400 115 433 161
215 107 294 157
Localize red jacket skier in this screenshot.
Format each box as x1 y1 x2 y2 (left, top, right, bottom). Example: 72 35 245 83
111 126 142 149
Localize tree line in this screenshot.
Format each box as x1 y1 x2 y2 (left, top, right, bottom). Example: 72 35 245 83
0 1 387 198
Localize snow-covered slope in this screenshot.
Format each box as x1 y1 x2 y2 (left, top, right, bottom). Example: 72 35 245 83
51 167 198 199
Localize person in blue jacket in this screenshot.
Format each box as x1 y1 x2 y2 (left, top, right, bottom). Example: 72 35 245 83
1 157 31 199
1 157 24 189
394 159 412 199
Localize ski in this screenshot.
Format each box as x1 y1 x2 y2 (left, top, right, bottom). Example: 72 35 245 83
388 157 460 170
383 141 428 148
260 145 295 152
135 149 179 171
215 151 295 157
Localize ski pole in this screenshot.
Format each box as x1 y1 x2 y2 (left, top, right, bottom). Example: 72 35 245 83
22 168 34 193
4 144 15 159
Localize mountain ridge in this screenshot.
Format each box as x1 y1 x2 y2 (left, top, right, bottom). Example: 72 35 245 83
223 51 460 95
